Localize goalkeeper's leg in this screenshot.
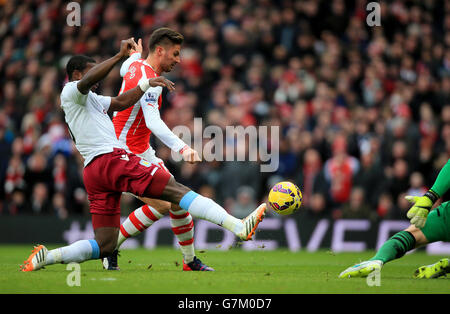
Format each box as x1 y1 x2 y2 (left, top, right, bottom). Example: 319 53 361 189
413 258 450 279
339 226 427 278
340 201 450 278
413 201 450 279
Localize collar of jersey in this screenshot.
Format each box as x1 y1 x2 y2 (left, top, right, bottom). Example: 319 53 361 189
141 60 158 76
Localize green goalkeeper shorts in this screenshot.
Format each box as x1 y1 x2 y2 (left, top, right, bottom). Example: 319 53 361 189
421 201 450 243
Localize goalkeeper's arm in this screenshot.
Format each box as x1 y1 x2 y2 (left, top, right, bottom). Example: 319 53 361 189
405 159 450 228
429 159 450 198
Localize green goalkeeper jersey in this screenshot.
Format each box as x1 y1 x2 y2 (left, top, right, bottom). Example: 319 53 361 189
421 201 450 242
417 159 450 241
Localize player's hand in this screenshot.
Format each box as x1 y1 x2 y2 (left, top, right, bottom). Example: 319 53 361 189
181 147 201 163
118 38 136 58
405 190 438 228
148 76 175 92
130 38 143 55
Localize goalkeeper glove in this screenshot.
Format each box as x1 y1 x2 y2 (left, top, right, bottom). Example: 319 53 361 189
405 190 439 228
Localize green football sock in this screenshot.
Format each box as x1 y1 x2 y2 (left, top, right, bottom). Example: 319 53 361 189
369 231 416 264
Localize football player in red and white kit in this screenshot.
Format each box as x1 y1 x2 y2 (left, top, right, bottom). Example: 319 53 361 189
21 39 177 271
21 37 266 273
107 28 267 271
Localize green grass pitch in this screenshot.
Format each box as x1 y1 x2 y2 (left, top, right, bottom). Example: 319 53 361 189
1 245 448 294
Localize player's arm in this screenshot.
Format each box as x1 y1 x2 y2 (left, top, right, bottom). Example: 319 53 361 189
140 95 200 163
120 39 142 77
77 38 136 95
109 77 175 112
429 159 450 197
119 52 141 77
405 159 450 228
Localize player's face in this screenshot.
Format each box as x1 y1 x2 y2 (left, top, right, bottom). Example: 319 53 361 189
161 44 181 73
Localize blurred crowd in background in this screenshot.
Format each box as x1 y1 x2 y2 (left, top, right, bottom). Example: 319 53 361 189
1 0 450 222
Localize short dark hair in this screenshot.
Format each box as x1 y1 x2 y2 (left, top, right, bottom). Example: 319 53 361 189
66 55 96 80
148 28 184 52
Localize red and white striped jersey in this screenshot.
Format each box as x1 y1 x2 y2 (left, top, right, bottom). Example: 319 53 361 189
113 54 187 155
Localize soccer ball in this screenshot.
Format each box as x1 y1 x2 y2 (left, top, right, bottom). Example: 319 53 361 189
268 181 302 215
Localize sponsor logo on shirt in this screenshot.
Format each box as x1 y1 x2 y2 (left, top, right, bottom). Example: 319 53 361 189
129 66 136 79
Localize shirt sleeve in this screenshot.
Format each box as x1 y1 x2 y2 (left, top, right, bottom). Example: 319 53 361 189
60 81 88 107
96 94 112 112
431 159 450 197
120 52 141 77
140 87 188 153
87 89 112 112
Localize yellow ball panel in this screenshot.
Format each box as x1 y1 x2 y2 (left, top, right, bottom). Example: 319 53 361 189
268 181 302 215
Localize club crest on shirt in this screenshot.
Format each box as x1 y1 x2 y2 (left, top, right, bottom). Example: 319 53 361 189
139 159 151 167
145 92 158 105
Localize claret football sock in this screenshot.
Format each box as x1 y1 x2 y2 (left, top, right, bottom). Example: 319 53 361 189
179 191 243 234
369 231 416 264
46 239 100 264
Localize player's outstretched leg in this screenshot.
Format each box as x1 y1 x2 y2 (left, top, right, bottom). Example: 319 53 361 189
160 178 267 242
177 190 266 241
339 229 417 278
339 260 383 278
20 239 101 272
413 258 450 279
22 224 117 272
341 201 450 278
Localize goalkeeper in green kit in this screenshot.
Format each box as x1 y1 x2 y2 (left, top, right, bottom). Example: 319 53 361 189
339 160 450 279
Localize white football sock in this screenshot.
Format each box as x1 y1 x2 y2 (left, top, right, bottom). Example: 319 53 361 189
46 239 100 265
179 191 243 234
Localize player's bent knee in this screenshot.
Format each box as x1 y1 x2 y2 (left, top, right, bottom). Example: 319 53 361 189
140 197 171 215
171 202 183 211
405 225 429 248
160 177 191 205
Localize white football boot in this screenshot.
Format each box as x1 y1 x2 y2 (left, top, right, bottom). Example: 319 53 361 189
339 260 383 278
